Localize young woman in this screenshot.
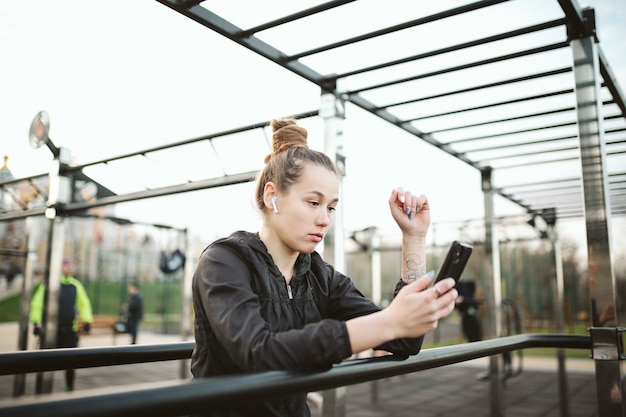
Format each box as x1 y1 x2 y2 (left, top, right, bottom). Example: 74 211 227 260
190 118 458 417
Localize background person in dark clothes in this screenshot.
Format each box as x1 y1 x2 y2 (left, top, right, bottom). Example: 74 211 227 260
29 257 93 391
125 282 143 344
455 280 482 342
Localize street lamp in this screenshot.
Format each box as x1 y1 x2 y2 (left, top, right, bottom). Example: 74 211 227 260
28 111 73 220
27 110 70 394
29 111 58 157
29 111 99 208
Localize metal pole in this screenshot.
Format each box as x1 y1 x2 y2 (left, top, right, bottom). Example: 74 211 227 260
371 232 381 306
35 149 71 394
320 92 346 270
180 228 192 379
550 227 569 417
481 167 504 417
320 92 347 417
13 217 37 397
35 216 65 394
570 9 624 416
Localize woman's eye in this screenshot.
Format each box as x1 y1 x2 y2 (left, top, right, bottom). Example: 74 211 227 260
328 206 336 212
309 201 319 207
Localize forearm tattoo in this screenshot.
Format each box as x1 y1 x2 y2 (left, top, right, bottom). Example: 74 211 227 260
403 253 426 283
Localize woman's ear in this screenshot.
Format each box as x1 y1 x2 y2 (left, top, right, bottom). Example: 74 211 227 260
263 182 278 213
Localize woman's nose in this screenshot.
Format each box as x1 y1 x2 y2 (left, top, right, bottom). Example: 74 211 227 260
316 209 331 226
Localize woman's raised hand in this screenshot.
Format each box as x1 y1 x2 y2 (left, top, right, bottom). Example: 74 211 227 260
389 187 430 236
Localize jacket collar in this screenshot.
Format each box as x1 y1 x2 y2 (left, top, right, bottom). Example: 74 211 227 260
230 230 312 278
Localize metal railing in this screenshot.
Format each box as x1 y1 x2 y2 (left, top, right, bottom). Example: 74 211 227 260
0 333 591 417
0 341 194 376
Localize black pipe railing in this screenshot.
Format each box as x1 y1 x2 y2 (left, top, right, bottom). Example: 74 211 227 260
0 333 591 417
0 342 194 376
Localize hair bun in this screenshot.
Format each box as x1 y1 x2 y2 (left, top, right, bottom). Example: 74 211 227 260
270 118 308 154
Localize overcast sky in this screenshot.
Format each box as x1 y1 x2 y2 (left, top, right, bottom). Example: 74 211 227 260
1 1 625 257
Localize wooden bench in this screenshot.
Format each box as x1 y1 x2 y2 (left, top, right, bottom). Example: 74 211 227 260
79 315 124 344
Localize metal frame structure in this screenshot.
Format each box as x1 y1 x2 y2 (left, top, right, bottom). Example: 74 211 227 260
155 0 625 220
0 333 592 417
0 0 624 415
151 1 625 415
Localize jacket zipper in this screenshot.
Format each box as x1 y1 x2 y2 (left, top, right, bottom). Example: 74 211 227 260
287 284 293 300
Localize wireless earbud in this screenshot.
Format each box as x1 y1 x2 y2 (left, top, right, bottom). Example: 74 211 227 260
271 196 278 214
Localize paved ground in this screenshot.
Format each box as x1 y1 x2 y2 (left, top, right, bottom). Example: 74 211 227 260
0 322 599 416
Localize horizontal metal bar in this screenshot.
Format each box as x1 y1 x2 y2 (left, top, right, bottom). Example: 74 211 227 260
336 19 565 81
445 119 576 145
467 134 578 154
58 110 318 175
288 0 507 61
0 334 591 417
379 67 572 110
241 0 356 36
0 173 47 188
353 42 569 97
508 184 581 196
404 88 574 122
423 106 575 135
0 170 258 222
0 342 194 376
489 155 579 170
473 145 579 163
496 176 581 190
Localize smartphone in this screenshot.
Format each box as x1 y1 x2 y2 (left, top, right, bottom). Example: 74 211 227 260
435 240 473 284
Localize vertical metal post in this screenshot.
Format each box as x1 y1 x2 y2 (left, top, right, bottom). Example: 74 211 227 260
34 148 71 394
320 92 346 269
35 216 65 394
320 92 347 417
549 227 569 417
180 229 192 379
369 230 381 406
88 220 100 297
161 272 170 334
481 167 504 417
371 232 381 306
570 9 624 416
13 217 37 397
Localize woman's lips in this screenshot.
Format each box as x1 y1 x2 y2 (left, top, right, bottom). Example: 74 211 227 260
310 233 323 242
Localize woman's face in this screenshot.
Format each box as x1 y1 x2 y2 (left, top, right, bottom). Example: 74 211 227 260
272 163 339 254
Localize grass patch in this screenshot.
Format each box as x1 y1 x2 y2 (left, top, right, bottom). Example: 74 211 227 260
0 281 183 324
422 335 591 360
1 284 592 360
0 294 21 322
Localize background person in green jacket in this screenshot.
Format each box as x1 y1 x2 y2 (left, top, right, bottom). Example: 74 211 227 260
30 257 93 391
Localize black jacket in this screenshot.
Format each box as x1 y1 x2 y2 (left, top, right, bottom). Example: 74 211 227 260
191 231 423 417
127 293 143 323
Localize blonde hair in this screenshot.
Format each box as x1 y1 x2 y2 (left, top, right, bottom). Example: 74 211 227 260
255 118 338 212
